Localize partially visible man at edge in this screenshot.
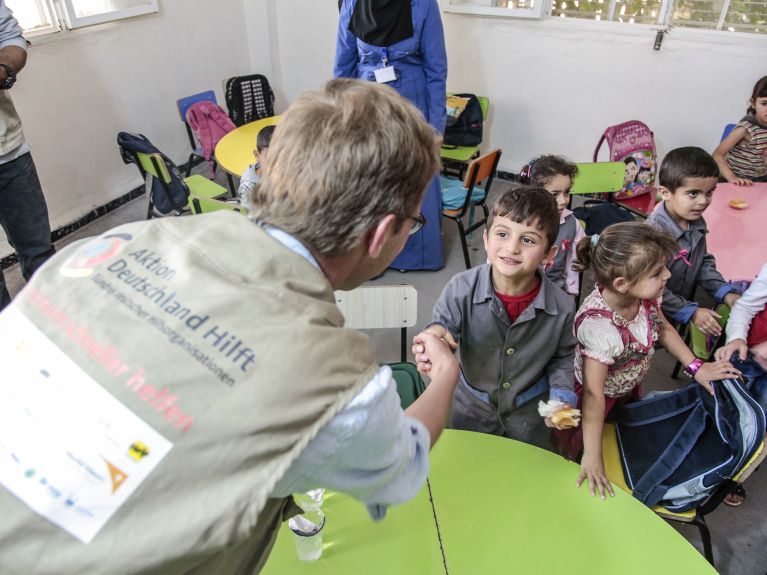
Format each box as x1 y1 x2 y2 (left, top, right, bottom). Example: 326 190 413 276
0 78 459 574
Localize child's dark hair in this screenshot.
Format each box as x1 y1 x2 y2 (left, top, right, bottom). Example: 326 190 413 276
488 186 559 248
658 147 719 193
518 155 579 187
257 125 276 153
748 76 767 115
573 222 677 286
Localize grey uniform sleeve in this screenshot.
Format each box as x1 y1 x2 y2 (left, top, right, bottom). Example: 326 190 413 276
697 250 727 298
431 277 464 342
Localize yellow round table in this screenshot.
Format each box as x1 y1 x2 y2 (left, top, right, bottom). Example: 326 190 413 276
261 430 716 574
214 116 281 177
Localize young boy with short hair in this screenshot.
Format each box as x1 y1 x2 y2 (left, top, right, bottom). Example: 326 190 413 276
418 187 577 449
645 147 741 337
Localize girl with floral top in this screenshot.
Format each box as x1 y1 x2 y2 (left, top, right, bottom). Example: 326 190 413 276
556 222 740 499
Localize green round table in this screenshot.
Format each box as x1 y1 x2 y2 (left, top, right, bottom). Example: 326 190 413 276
261 430 716 574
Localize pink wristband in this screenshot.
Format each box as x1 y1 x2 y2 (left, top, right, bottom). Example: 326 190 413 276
683 358 704 378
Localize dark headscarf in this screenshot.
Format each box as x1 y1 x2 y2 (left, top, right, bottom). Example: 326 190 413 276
348 0 413 47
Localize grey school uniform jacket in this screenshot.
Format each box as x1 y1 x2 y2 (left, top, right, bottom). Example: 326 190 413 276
645 202 736 323
431 264 576 420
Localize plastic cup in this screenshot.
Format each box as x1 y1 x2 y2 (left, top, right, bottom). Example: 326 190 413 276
289 514 325 562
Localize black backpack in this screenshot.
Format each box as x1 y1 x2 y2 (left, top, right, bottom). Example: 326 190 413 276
572 199 635 235
443 93 483 147
225 74 275 127
117 132 190 216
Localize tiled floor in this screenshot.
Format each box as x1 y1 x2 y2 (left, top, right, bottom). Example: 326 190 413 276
2 178 765 574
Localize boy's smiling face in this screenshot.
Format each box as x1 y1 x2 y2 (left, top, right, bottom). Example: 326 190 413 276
483 216 557 290
660 176 718 228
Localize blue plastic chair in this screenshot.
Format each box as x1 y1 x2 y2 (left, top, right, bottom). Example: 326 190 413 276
720 123 737 142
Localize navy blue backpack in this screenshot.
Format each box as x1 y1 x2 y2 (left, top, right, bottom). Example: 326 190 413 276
612 373 765 512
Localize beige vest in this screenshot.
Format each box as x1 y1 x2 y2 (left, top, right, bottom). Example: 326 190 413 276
0 212 378 574
0 90 25 155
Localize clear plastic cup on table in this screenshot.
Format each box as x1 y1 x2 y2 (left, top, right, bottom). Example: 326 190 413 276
288 510 325 562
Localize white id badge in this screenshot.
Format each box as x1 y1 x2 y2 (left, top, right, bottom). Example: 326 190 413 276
374 65 396 84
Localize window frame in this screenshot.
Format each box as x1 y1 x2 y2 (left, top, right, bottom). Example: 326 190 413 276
441 0 546 21
442 0 767 34
7 0 159 37
57 0 159 30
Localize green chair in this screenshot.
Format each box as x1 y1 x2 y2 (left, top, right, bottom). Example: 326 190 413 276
385 362 427 409
131 151 228 219
440 95 489 179
189 193 248 216
572 161 657 217
571 161 625 196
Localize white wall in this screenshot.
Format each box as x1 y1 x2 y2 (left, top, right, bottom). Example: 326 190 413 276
5 1 766 257
2 0 257 256
254 1 766 172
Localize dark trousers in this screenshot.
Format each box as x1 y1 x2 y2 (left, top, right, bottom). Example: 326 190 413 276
0 152 55 310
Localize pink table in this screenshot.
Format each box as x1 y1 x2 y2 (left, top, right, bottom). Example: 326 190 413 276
705 182 767 282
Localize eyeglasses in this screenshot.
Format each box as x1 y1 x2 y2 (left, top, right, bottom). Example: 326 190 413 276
407 212 427 235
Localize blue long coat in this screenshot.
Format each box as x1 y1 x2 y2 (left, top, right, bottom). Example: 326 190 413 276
334 0 447 270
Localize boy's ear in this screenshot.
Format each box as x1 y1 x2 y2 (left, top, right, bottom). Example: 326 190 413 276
612 276 630 294
367 214 398 259
659 185 673 200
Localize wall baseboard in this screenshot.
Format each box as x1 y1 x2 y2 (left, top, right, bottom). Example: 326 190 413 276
0 185 145 271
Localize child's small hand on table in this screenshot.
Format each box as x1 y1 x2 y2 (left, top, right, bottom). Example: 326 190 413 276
729 177 753 186
577 452 615 499
692 308 724 337
694 359 741 395
715 339 748 362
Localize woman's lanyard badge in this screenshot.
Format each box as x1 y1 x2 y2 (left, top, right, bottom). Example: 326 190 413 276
374 48 397 83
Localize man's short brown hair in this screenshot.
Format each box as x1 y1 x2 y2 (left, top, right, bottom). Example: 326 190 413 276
251 79 440 256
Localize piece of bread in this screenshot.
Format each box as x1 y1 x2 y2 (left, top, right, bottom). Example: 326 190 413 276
550 407 581 428
729 198 749 209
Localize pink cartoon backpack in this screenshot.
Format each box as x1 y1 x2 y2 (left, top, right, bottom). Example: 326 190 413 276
185 101 236 173
594 121 657 202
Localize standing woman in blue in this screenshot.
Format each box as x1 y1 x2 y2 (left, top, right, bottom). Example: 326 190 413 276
335 0 447 271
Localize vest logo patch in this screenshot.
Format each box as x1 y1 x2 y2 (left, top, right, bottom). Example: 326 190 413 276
61 233 133 278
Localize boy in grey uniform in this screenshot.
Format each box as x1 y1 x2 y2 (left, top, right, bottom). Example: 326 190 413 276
419 187 577 450
646 147 741 338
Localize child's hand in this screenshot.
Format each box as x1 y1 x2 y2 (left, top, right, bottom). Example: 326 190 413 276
714 339 748 362
411 332 459 381
694 359 741 395
729 177 753 186
576 452 615 499
421 325 458 351
692 308 723 337
543 404 577 430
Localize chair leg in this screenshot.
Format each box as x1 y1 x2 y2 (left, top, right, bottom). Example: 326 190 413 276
226 173 237 199
454 218 472 269
185 154 195 177
693 516 715 566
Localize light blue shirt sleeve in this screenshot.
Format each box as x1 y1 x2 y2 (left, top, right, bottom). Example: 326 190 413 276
271 366 430 520
673 302 699 324
0 2 27 51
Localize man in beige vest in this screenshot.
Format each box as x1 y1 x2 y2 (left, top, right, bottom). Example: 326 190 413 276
0 79 459 573
0 1 55 310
